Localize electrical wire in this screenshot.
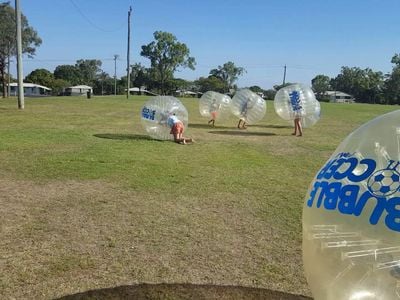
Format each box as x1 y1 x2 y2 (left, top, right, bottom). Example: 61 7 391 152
69 0 127 33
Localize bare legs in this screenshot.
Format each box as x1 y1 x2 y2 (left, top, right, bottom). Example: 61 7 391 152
173 132 193 144
292 118 303 137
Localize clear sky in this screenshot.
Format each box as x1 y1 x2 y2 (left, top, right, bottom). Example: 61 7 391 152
6 0 400 89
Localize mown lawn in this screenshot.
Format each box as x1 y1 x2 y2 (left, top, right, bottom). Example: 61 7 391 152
0 95 398 299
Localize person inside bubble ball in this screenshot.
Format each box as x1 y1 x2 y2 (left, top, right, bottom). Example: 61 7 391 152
237 98 252 129
167 113 193 145
289 90 304 137
208 98 221 127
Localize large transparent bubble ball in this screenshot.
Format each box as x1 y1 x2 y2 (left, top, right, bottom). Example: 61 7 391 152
303 109 400 300
199 91 232 121
274 83 320 128
140 96 188 140
231 89 266 125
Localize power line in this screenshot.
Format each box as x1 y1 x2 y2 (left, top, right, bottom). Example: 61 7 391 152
69 0 126 33
22 57 121 63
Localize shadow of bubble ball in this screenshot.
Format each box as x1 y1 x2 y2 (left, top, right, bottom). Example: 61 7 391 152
274 84 320 128
140 96 188 140
56 283 312 300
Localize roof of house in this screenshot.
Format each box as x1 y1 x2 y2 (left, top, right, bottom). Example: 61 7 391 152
126 87 158 95
7 82 52 90
67 85 92 89
325 91 354 97
175 90 202 95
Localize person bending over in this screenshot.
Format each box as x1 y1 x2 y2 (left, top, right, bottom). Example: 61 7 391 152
167 114 194 144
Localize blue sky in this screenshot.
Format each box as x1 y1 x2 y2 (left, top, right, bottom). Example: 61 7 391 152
7 0 400 89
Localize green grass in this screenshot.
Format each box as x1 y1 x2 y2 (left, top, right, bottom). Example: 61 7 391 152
0 95 398 299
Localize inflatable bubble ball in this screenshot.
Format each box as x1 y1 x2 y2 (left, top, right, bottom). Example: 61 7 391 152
274 83 320 128
140 96 188 140
303 109 400 300
231 89 266 125
199 91 232 121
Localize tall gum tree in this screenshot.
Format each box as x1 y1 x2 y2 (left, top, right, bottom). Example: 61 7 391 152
141 31 196 95
210 61 245 93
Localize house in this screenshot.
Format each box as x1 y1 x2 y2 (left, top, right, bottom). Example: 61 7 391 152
325 91 355 103
126 87 158 96
174 90 202 98
64 85 93 96
7 82 51 96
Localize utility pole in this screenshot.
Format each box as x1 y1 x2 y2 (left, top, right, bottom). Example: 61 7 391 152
7 41 11 97
15 0 24 109
282 64 287 86
126 6 132 99
113 54 119 96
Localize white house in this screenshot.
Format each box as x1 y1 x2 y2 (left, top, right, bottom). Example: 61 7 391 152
325 91 355 103
7 82 51 96
64 85 93 96
174 90 202 97
126 87 158 96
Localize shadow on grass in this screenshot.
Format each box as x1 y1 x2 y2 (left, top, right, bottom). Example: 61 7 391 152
189 123 233 129
248 124 293 129
56 283 312 300
209 130 276 137
93 133 160 141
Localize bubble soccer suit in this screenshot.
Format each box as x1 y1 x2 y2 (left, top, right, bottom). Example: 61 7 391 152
303 110 400 300
140 96 188 141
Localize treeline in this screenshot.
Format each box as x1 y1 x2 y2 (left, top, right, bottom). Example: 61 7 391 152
311 54 400 104
7 58 246 97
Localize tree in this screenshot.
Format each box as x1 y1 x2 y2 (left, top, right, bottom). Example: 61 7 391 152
54 59 102 87
195 76 225 93
130 63 153 90
264 89 277 100
141 31 196 95
248 85 263 93
54 65 81 86
0 2 42 97
170 78 191 92
51 78 70 96
391 53 400 66
209 61 245 93
75 59 102 85
384 54 400 104
273 82 293 91
331 67 384 103
92 71 114 95
25 68 54 87
93 70 121 95
311 75 331 100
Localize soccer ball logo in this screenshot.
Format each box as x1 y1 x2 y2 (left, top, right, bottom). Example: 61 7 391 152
367 169 400 197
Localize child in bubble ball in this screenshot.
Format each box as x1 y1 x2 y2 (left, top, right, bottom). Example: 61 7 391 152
208 98 220 127
167 113 194 145
237 98 252 129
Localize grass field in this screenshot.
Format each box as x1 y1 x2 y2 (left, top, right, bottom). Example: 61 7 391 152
0 95 398 299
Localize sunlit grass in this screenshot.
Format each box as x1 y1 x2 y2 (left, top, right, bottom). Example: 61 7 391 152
0 95 398 299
